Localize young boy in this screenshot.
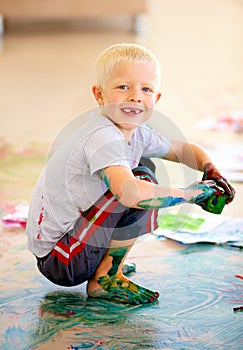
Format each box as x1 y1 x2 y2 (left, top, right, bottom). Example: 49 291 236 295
26 43 235 305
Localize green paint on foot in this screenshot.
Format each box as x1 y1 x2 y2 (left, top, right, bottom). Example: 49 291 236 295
97 275 159 305
107 247 128 276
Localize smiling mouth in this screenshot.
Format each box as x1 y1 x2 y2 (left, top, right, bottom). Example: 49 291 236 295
120 107 144 115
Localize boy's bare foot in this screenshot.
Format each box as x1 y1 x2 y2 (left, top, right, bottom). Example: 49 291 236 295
87 274 159 305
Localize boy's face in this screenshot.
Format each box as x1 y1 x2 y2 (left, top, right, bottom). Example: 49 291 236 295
92 61 161 137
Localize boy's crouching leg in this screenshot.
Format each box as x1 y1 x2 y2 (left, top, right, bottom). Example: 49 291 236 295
86 164 160 305
36 239 108 287
87 239 159 305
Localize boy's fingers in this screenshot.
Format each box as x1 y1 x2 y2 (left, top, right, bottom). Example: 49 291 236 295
202 163 236 204
200 180 219 191
216 178 236 203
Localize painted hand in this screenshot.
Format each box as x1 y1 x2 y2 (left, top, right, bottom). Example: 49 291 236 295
202 162 236 204
186 180 218 204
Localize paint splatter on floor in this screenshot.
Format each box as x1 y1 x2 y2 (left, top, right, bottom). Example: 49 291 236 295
0 142 242 349
0 142 46 206
0 228 242 350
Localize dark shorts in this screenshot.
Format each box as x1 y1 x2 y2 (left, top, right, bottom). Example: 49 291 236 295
36 164 158 287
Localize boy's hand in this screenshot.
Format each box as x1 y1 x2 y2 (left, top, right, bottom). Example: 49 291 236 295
202 162 236 204
186 180 219 204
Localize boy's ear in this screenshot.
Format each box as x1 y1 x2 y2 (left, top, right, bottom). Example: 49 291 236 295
155 92 162 104
92 85 104 105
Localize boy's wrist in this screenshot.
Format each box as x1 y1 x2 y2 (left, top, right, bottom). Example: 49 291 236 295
183 181 216 204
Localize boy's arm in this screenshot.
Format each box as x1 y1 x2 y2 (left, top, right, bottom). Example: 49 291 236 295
164 139 235 203
163 139 212 171
101 165 216 209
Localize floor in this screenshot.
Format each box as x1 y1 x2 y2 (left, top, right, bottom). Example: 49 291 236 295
0 0 243 349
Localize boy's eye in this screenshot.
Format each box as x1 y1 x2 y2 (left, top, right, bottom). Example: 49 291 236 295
142 87 153 93
118 85 129 90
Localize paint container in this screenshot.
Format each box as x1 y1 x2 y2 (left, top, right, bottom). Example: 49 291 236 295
201 191 228 214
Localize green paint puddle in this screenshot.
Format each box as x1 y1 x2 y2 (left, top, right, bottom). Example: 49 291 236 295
158 213 205 231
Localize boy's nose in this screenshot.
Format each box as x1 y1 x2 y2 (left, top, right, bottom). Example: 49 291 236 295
128 90 142 103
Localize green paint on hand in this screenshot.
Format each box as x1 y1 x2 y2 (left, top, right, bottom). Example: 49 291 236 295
187 183 216 203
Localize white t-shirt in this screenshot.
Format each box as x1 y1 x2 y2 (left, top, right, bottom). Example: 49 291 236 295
26 112 170 257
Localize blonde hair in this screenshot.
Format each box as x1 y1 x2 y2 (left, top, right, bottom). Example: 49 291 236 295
95 43 161 89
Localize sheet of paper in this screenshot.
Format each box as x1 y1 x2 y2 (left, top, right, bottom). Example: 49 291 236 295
155 213 243 244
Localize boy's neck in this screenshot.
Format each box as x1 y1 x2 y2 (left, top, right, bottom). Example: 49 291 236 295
116 125 135 144
102 112 135 144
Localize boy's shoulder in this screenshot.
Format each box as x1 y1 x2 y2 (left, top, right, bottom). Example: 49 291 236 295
68 111 123 144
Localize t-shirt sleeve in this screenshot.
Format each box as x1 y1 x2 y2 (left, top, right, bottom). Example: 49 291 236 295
84 126 130 175
140 126 171 158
